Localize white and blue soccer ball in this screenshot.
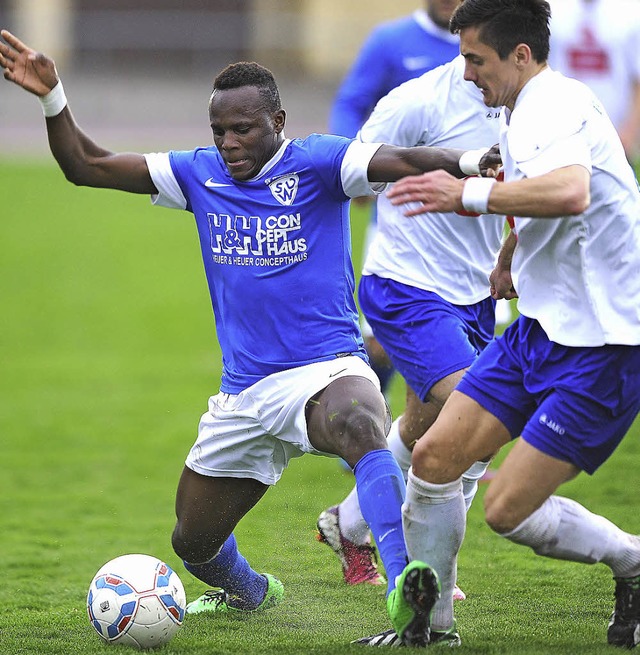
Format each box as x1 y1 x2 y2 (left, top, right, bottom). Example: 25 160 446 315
87 553 186 649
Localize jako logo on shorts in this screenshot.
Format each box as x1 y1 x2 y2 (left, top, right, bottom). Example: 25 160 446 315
538 413 566 435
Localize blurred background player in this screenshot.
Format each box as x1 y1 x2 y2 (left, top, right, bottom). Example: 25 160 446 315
547 0 640 166
317 53 506 607
329 0 461 397
329 0 461 137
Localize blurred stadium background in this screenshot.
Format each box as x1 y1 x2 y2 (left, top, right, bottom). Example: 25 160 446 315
0 0 420 157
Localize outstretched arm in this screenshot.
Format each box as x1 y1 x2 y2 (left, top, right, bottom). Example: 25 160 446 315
0 30 156 194
367 143 502 183
387 165 590 218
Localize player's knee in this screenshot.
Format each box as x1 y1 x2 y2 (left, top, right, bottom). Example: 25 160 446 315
483 488 520 534
171 522 223 564
411 435 461 483
336 403 388 461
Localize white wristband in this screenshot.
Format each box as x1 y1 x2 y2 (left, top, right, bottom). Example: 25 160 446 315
458 148 488 176
39 81 67 117
461 177 496 214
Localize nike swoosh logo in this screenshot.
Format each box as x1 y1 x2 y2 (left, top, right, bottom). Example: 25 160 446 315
204 178 232 188
329 368 348 378
402 56 434 70
378 529 395 542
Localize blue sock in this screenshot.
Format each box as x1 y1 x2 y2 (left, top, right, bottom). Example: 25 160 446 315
354 449 408 597
183 534 267 609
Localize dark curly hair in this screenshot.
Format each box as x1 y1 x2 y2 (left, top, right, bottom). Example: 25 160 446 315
213 62 282 113
450 0 551 62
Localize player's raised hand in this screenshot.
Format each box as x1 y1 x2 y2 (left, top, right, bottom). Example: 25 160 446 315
0 29 59 96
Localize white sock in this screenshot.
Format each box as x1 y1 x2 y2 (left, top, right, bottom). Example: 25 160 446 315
337 486 370 545
402 469 466 631
462 459 491 512
387 417 412 482
502 495 640 577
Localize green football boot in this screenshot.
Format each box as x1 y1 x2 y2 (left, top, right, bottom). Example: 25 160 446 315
186 573 284 615
386 561 441 647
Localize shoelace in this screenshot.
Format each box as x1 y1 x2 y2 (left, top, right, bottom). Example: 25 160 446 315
201 590 228 609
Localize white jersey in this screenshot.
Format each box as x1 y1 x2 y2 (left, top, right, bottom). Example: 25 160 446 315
359 55 504 304
501 67 640 346
548 0 640 131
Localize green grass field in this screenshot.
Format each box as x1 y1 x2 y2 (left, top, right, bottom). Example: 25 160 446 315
1 161 639 654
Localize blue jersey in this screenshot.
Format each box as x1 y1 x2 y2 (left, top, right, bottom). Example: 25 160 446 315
330 11 460 137
147 135 371 393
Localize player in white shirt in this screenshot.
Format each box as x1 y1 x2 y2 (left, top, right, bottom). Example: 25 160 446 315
378 0 640 648
316 55 505 612
330 1 462 398
547 0 640 162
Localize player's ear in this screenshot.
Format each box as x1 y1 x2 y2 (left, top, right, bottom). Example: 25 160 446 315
274 109 286 134
514 43 532 68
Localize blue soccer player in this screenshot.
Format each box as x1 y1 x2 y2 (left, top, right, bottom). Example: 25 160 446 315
378 0 640 647
0 29 499 634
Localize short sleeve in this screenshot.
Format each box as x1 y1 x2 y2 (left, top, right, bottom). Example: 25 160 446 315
144 152 187 209
507 77 592 178
513 131 592 178
340 141 387 197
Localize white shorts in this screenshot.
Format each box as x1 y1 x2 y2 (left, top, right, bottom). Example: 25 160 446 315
185 356 380 485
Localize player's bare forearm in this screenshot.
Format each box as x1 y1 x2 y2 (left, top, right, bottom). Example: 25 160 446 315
41 102 155 193
480 166 590 217
46 110 155 193
400 145 468 178
368 144 467 182
389 165 590 218
490 230 518 300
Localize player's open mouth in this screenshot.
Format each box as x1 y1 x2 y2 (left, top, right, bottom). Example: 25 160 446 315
224 158 252 178
226 158 248 170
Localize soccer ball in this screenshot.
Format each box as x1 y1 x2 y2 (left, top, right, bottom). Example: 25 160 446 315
87 553 186 649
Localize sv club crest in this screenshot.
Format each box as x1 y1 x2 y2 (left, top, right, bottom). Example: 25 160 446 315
268 173 299 206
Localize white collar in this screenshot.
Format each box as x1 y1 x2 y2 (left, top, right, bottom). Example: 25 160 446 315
249 137 291 181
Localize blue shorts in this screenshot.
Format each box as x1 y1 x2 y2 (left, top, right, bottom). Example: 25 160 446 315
457 316 640 474
358 274 496 400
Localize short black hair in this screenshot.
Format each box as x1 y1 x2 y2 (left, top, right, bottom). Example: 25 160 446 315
450 0 551 62
213 62 282 113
